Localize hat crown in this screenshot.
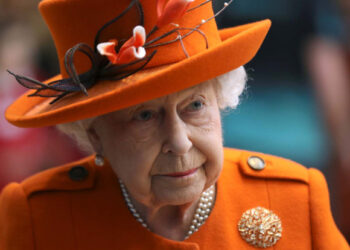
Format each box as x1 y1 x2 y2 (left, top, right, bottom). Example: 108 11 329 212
39 0 222 77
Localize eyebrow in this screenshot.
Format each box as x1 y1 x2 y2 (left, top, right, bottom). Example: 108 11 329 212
127 105 142 116
126 85 208 115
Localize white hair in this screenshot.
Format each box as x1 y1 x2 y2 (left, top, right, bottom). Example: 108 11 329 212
56 66 247 153
210 66 247 110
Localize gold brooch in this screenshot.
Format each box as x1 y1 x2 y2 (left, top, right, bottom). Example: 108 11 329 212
238 207 282 248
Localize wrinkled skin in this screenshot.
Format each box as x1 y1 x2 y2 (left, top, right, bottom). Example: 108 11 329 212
87 82 223 238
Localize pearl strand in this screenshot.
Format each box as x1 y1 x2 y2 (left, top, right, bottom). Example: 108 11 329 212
118 180 215 238
119 180 149 229
186 185 215 238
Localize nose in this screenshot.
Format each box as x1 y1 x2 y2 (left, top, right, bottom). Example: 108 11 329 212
162 114 192 155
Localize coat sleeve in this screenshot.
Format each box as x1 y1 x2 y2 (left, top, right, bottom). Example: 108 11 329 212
0 183 35 250
308 168 349 249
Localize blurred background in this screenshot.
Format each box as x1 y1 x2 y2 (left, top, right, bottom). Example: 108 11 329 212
0 0 349 242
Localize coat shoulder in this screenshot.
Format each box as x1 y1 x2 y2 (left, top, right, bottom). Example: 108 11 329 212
0 155 97 250
19 155 97 198
0 183 35 249
222 148 349 248
223 147 309 184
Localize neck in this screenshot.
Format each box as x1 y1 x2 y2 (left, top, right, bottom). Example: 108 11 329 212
119 182 216 241
132 197 200 241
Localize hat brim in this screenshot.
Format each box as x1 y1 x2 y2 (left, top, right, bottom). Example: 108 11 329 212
6 19 271 128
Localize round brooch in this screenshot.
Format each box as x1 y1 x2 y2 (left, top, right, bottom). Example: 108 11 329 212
238 206 282 248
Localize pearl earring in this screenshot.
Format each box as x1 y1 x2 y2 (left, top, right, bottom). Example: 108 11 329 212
94 154 105 167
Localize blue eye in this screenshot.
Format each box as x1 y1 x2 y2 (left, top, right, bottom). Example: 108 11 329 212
135 110 154 121
188 100 204 111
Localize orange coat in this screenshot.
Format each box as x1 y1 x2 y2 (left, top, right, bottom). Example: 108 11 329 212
0 148 348 249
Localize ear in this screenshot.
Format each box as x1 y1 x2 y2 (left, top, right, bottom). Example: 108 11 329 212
86 126 104 155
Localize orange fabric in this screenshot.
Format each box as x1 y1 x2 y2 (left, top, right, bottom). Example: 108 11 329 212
5 0 271 128
1 148 347 249
308 168 349 249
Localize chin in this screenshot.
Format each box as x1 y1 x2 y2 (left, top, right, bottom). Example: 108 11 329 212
151 180 207 206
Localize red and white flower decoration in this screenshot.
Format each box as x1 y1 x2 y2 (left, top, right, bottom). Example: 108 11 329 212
97 25 146 65
156 0 194 27
97 1 195 65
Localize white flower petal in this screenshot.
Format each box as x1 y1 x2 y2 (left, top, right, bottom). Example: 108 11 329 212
97 42 115 56
133 25 146 44
134 47 146 59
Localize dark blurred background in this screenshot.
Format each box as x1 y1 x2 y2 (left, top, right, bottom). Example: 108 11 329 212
0 0 86 191
1 0 349 242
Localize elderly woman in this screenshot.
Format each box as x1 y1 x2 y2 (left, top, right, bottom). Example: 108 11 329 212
0 0 348 249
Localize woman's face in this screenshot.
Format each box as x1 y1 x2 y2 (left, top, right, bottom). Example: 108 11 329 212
89 82 223 207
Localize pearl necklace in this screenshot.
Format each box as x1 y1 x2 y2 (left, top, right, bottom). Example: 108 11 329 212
118 180 215 239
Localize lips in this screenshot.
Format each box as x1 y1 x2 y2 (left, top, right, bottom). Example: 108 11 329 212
163 168 198 177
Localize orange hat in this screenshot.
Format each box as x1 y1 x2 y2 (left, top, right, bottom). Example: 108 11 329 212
5 0 271 128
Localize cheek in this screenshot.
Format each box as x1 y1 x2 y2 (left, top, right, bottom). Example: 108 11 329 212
98 123 162 200
100 121 160 158
194 107 222 142
191 109 223 185
128 121 160 142
202 137 223 189
104 134 159 178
